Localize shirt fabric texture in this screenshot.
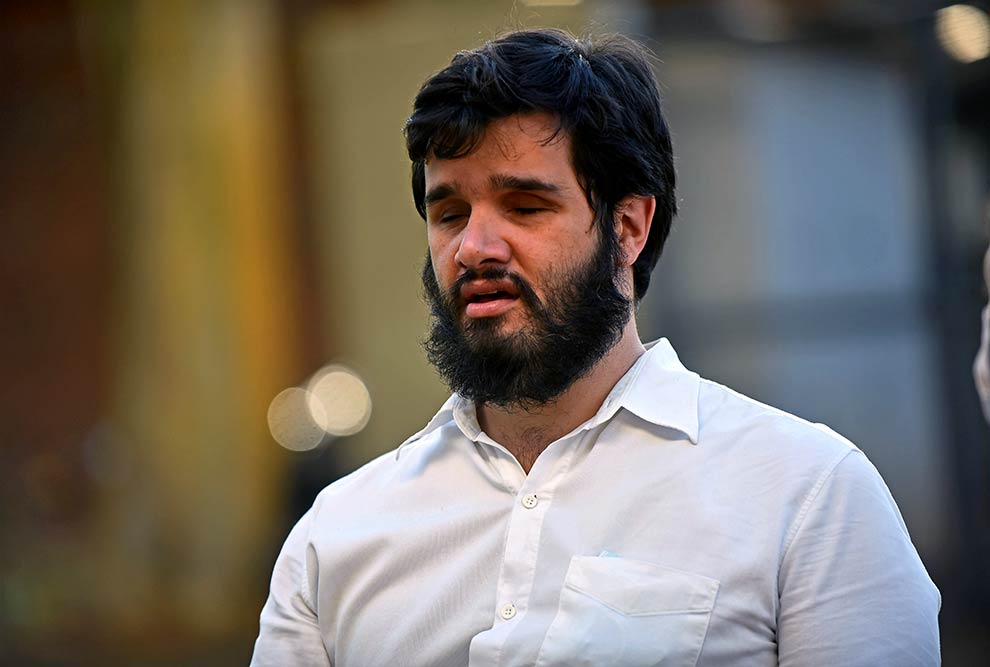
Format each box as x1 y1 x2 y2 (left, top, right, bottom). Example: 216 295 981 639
251 338 941 667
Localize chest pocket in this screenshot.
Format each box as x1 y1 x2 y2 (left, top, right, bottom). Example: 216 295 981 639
535 556 719 667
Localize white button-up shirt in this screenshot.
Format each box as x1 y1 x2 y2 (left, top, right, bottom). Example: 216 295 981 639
252 339 940 666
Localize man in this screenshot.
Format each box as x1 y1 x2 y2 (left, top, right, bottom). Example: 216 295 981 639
252 29 940 666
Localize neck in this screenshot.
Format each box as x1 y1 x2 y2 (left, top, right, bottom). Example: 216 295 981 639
477 319 645 474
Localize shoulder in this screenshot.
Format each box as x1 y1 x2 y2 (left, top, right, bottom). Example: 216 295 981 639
695 376 858 470
682 377 878 538
306 412 462 521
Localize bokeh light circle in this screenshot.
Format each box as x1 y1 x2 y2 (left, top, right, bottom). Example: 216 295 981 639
936 4 990 64
267 387 327 451
306 365 372 437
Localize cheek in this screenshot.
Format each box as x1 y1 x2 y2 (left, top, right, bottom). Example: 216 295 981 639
427 238 456 286
425 231 446 262
536 229 597 267
429 227 473 272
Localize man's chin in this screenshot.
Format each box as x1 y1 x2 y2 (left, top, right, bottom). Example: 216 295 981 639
463 329 519 354
462 310 522 335
463 323 537 358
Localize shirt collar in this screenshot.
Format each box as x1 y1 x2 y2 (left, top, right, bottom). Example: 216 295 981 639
394 394 459 460
396 337 700 459
614 338 700 443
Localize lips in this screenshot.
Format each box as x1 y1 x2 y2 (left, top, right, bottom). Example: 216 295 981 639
460 279 521 318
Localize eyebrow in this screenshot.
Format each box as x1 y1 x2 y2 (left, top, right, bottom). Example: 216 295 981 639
423 174 564 208
423 183 456 208
488 174 563 195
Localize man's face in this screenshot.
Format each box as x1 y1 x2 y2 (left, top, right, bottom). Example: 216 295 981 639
423 114 602 331
420 113 632 407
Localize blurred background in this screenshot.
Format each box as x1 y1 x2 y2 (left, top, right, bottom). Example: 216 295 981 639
1 0 987 664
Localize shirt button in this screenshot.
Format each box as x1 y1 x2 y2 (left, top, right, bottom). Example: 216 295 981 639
521 494 539 509
500 603 517 620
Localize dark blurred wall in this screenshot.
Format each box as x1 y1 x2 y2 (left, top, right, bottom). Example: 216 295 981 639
0 0 113 656
1 1 321 664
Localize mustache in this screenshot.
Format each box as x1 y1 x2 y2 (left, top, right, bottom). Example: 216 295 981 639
447 267 542 313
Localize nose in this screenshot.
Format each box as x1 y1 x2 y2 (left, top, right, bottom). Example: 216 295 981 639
454 210 511 269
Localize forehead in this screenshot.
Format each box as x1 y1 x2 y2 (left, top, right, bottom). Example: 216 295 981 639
424 113 576 189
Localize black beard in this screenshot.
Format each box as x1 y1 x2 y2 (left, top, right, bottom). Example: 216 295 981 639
421 229 632 409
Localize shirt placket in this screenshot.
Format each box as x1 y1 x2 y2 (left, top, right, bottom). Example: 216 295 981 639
468 434 580 667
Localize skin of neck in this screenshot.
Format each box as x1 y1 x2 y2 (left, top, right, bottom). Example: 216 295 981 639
476 309 646 474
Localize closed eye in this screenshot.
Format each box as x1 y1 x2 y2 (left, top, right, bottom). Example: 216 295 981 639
512 207 547 215
427 206 468 224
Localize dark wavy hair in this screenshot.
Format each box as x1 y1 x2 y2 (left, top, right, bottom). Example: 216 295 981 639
404 28 676 302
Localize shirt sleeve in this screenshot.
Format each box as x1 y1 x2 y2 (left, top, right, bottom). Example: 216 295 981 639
250 510 332 667
776 449 941 666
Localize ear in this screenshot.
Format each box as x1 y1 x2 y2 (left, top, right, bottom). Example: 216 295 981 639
615 195 655 268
